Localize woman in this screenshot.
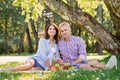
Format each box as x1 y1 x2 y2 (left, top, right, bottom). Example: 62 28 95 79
3 22 60 71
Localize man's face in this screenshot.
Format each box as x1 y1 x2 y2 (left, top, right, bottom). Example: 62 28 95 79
60 25 71 39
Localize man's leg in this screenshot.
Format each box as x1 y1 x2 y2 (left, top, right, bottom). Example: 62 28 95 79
88 60 105 69
80 64 97 70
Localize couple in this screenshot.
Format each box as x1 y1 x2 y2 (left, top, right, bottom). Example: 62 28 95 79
2 22 117 72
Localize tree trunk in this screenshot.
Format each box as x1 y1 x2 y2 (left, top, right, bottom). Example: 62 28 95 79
30 19 39 51
67 0 81 36
4 19 9 54
96 42 103 55
103 0 120 40
18 25 27 54
42 0 120 54
26 27 34 53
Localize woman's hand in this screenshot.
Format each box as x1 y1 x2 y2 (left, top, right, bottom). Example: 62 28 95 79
45 60 51 68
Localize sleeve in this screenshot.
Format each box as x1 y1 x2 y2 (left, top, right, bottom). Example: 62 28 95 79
35 38 47 62
77 37 87 60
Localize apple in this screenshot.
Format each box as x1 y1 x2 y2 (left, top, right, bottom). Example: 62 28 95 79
56 58 63 65
51 66 58 71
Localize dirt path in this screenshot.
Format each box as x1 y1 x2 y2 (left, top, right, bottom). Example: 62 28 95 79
0 55 107 65
0 56 29 64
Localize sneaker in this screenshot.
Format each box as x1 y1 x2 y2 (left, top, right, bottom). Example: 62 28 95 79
105 55 117 69
0 69 3 72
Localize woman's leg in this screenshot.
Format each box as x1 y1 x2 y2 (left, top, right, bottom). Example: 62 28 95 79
88 60 105 69
7 58 35 72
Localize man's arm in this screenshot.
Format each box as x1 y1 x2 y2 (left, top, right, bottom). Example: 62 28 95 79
72 37 87 65
72 58 84 65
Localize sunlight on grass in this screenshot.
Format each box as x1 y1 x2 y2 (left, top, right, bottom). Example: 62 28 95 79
0 68 120 80
0 62 23 69
0 72 54 80
0 55 120 80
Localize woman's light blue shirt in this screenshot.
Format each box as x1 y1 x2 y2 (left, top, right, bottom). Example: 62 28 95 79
31 38 60 69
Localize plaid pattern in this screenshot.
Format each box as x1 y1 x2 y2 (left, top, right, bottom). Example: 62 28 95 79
58 36 87 63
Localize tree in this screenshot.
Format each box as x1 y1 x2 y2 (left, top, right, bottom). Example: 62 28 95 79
0 0 25 53
41 0 120 54
103 0 120 41
3 0 119 54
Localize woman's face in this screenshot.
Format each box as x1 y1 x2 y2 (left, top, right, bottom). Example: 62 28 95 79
47 25 56 37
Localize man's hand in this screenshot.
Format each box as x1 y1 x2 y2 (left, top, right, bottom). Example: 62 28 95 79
73 57 84 64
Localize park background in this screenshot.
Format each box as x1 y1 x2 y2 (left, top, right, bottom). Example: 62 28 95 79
0 0 120 80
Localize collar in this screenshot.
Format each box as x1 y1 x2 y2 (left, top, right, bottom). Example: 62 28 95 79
61 35 73 41
47 39 56 43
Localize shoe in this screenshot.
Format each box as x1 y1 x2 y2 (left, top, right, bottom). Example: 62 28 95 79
0 69 3 72
0 69 5 72
105 55 117 69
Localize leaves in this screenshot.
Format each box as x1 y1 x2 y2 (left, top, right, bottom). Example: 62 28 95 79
13 0 44 22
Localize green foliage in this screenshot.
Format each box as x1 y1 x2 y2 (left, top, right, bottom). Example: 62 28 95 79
0 0 26 53
74 0 113 53
13 0 44 22
77 0 102 16
0 0 115 54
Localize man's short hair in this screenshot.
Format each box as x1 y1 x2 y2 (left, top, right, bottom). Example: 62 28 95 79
59 22 70 28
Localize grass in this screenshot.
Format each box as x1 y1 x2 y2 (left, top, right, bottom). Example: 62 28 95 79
0 55 120 80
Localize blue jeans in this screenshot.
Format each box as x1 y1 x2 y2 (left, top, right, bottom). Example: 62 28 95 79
75 60 88 69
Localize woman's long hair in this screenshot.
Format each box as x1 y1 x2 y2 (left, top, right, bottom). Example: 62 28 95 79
44 23 60 43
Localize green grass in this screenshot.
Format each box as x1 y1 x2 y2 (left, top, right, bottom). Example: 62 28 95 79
0 62 23 69
0 71 52 80
0 55 120 80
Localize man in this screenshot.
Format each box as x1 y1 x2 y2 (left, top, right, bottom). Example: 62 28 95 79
58 22 117 70
58 22 93 69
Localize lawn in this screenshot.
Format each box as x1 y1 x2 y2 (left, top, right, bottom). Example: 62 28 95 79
0 55 120 80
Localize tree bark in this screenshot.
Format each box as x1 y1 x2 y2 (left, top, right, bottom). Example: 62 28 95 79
42 0 120 54
19 25 26 54
26 27 34 53
103 0 120 40
96 42 103 55
4 19 9 54
30 19 39 51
